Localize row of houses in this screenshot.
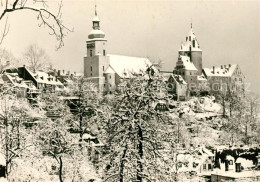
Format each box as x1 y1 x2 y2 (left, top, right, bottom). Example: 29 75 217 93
0 65 83 98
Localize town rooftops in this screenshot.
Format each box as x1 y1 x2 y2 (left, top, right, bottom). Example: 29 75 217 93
107 54 153 78
26 68 63 86
203 64 238 77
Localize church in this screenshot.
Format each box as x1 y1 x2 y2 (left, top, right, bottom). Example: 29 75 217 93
84 6 245 99
170 24 245 99
83 7 153 93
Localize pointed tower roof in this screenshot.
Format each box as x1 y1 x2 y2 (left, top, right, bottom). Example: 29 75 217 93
88 4 106 41
179 24 202 52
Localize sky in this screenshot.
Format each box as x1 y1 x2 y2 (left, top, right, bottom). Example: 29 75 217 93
1 0 259 93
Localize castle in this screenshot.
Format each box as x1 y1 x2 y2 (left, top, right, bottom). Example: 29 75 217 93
84 6 245 99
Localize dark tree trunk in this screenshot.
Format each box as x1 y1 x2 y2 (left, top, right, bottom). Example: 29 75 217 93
59 156 63 182
119 144 128 182
137 125 143 182
5 118 8 178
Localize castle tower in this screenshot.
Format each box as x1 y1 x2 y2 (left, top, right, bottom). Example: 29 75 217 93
84 5 110 90
179 24 202 75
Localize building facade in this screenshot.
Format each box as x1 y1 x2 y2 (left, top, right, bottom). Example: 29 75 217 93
83 7 154 93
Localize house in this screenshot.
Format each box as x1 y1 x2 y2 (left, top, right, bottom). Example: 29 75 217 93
83 6 155 93
175 146 215 177
203 64 245 94
166 74 187 101
2 72 38 98
16 66 64 93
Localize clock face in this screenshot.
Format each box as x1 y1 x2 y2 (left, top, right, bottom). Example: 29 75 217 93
87 43 95 48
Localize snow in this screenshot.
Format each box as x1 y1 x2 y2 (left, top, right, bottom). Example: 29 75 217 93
92 15 100 22
107 54 154 78
179 28 202 52
0 153 5 166
212 168 260 178
104 66 115 74
89 29 105 35
197 74 207 81
170 74 187 85
203 64 238 77
179 55 197 71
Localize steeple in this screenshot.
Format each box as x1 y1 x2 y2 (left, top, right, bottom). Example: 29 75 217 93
88 4 105 40
92 4 100 30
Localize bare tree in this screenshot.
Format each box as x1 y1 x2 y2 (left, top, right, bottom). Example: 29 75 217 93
0 48 18 73
23 44 51 72
0 0 72 49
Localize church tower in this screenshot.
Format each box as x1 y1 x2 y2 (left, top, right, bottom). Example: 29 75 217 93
179 24 202 75
84 5 110 90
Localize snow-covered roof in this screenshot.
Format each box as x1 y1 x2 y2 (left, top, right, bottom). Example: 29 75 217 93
203 64 238 77
104 66 115 74
4 73 29 88
197 74 207 81
169 74 187 85
27 69 63 86
179 28 202 52
179 55 197 71
107 54 153 78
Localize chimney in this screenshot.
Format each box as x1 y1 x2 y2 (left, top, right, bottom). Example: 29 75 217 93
212 66 215 74
58 70 60 76
74 72 76 76
221 65 223 69
229 64 231 67
225 160 229 171
67 71 70 76
62 70 65 74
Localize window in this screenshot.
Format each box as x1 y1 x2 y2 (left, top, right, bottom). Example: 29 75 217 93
91 66 92 71
109 75 111 79
90 50 92 57
203 164 206 170
208 164 212 170
90 73 92 76
192 40 195 47
189 36 191 41
103 49 106 56
190 72 192 75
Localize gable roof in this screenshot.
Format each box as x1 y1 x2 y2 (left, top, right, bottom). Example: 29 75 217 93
26 68 63 86
107 54 153 78
203 64 238 77
179 55 197 71
169 74 187 85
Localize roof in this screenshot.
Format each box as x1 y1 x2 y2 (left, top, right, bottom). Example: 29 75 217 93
203 64 238 77
27 69 63 86
169 74 187 85
179 55 198 71
107 54 153 78
197 74 207 81
104 66 115 74
179 28 202 52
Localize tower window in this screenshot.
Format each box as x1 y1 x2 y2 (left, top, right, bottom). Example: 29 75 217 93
90 50 93 57
91 66 92 71
103 50 106 56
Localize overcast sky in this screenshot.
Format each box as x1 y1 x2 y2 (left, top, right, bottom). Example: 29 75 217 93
1 0 259 93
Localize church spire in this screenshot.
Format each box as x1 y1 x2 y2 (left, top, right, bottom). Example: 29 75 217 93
95 3 97 16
